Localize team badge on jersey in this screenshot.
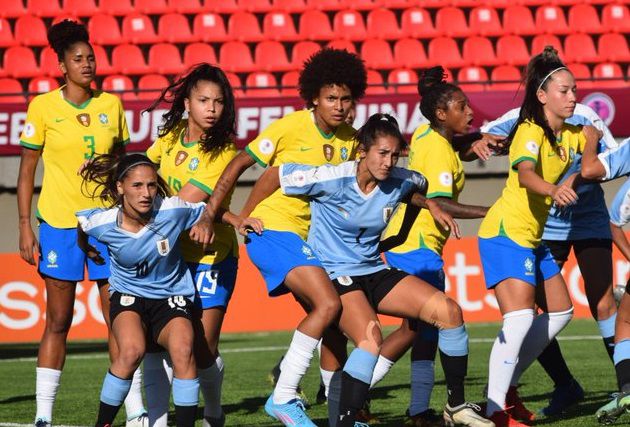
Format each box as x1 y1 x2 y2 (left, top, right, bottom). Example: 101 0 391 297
524 257 534 275
99 113 109 124
23 122 35 138
337 276 353 286
383 206 394 222
323 144 334 162
76 113 91 127
47 250 58 267
175 151 188 166
259 138 274 155
189 157 199 171
340 146 349 161
157 238 170 256
120 294 135 306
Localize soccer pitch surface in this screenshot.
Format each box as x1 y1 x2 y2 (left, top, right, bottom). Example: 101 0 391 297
0 319 625 426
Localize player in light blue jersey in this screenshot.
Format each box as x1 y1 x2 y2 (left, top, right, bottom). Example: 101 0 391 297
481 104 619 417
77 153 212 427
276 114 493 427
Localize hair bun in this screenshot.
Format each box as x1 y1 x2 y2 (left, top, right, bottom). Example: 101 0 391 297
418 66 447 97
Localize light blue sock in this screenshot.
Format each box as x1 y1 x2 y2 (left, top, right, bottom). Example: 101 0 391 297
409 360 435 416
438 325 468 357
100 371 132 406
598 312 617 339
343 348 378 384
172 377 200 407
613 339 630 366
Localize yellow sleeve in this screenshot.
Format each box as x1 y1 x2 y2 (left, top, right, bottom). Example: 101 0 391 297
419 143 457 199
189 144 237 196
244 116 289 167
510 122 543 170
117 98 130 145
576 127 587 153
20 96 45 150
145 136 163 164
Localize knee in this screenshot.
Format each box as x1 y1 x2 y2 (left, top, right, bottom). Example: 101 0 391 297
169 341 195 368
595 298 617 321
117 344 144 369
45 309 73 335
439 298 463 329
313 296 342 324
357 320 382 355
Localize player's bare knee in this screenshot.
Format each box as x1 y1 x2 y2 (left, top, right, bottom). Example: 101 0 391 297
595 299 616 322
45 312 73 335
118 344 144 369
314 295 342 324
357 320 382 354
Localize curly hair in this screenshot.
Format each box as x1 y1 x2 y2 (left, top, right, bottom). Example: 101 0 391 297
145 63 236 156
298 48 367 107
47 19 91 61
417 66 462 127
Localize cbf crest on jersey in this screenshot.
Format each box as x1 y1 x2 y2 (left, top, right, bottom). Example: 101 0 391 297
189 157 200 171
76 113 91 127
157 238 170 256
175 151 188 166
323 144 334 162
340 146 349 161
99 113 109 124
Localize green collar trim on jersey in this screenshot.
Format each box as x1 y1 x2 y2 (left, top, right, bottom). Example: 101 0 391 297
180 129 199 148
63 96 92 109
315 124 335 140
415 127 433 140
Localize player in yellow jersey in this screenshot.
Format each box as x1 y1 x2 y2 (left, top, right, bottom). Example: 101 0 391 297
15 20 146 427
477 47 602 427
203 48 367 426
143 63 244 427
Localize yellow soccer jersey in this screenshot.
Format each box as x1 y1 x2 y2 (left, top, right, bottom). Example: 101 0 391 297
146 121 238 265
20 88 129 228
246 109 357 239
383 124 465 256
478 120 586 248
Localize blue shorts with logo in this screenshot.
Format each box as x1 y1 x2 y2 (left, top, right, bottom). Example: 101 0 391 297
189 256 238 310
478 236 560 289
246 230 323 297
38 221 110 282
384 248 446 292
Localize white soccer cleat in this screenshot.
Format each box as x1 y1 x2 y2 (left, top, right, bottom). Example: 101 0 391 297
443 402 495 427
125 413 148 427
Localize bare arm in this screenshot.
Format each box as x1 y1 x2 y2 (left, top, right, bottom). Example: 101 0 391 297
425 196 488 219
76 224 105 265
205 151 256 221
517 160 578 208
17 148 40 265
456 133 507 162
611 224 630 262
580 125 606 180
409 193 461 239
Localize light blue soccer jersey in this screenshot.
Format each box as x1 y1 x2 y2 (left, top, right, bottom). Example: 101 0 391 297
481 104 616 241
610 178 630 227
280 161 427 279
77 196 206 300
598 138 630 180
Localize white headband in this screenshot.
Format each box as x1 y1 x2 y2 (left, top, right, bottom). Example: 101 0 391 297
537 67 567 92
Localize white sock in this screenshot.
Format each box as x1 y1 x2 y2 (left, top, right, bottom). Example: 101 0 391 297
370 355 395 388
320 368 335 398
273 330 319 404
199 355 225 418
35 367 61 423
144 352 173 427
124 368 146 419
486 309 534 416
510 307 574 386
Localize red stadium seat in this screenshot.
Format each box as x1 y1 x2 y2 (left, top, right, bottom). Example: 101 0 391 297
490 65 521 91
305 0 342 11
29 76 59 95
64 0 99 16
462 36 500 66
40 47 63 78
148 43 184 75
567 4 602 34
366 8 401 39
457 66 489 92
219 41 256 73
598 33 630 63
280 70 299 96
502 6 538 36
5 47 39 78
168 0 203 14
272 0 306 13
27 0 61 17
531 34 564 58
535 5 569 35
291 41 321 68
421 0 451 9
593 63 626 88
263 12 299 41
435 7 470 38
361 39 395 70
111 44 150 75
205 0 239 14
366 69 387 94
102 75 136 100
393 38 429 69
333 10 367 41
563 34 600 64
89 14 123 45
469 6 503 37
0 78 25 103
255 40 293 71
137 74 169 100
183 43 218 68
121 13 160 44
193 13 229 43
327 39 356 53
239 0 273 12
158 13 196 43
99 0 134 15
93 44 117 75
245 71 280 97
0 18 16 47
0 0 26 18
15 16 48 46
566 63 593 89
400 7 437 39
134 0 169 15
428 37 465 69
51 14 81 26
387 68 417 94
227 12 264 42
340 0 376 10
298 10 333 41
601 4 630 33
376 0 419 8
496 35 530 66
225 72 244 96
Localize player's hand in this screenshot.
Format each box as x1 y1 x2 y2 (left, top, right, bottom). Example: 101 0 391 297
426 200 461 239
19 222 38 265
85 244 105 265
473 134 507 160
551 184 578 207
189 212 214 251
582 125 603 143
237 216 264 237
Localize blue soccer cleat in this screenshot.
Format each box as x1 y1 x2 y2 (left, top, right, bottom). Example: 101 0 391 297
265 394 316 426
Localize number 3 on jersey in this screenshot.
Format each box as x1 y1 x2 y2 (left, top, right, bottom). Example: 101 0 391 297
196 270 218 295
